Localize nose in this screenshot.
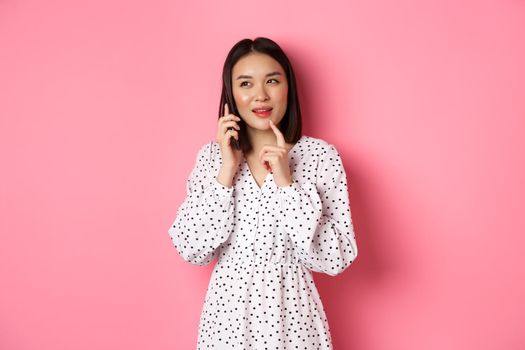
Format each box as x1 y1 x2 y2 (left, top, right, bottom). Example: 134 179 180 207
254 84 269 101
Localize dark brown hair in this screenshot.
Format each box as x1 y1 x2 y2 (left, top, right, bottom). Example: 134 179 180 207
218 37 303 153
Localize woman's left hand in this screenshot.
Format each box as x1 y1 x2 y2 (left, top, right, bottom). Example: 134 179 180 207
259 120 293 187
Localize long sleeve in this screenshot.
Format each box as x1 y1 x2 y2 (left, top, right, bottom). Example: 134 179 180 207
168 142 235 266
276 144 358 276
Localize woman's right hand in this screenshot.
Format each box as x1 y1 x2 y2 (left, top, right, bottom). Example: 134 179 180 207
216 103 242 170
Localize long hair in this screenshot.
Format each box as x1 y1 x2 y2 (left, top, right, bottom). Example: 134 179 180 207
218 37 303 153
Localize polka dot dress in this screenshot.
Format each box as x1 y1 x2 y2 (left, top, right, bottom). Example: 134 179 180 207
168 135 358 349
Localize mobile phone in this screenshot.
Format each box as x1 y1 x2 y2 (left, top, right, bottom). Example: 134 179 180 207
226 102 241 150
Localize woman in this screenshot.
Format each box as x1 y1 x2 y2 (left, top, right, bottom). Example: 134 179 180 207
168 37 358 349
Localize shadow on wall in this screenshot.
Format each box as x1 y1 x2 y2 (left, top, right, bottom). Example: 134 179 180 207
314 153 410 349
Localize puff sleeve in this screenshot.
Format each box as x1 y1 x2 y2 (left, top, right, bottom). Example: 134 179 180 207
168 142 235 266
276 144 358 276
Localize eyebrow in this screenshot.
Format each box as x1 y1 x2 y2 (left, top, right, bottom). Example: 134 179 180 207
235 71 283 80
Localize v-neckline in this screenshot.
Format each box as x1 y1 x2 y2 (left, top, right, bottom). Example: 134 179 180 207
243 135 305 191
243 159 272 191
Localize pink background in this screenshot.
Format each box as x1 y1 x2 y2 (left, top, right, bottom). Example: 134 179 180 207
1 0 524 349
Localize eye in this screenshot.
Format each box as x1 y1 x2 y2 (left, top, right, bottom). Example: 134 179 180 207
240 81 250 87
267 78 279 84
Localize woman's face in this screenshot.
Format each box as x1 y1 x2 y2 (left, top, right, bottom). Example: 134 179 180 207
231 52 288 131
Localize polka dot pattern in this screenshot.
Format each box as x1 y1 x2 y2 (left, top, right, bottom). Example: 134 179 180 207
168 135 358 349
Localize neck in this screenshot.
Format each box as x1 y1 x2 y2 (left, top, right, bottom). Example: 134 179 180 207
245 125 283 157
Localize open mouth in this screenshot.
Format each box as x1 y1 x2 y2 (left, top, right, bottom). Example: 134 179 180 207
252 107 273 117
252 107 273 113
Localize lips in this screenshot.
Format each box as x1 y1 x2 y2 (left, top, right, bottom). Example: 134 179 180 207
252 106 273 112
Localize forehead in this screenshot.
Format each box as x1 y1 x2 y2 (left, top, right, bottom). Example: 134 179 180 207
232 52 284 76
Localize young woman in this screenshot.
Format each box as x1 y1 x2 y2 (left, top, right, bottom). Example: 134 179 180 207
168 37 358 349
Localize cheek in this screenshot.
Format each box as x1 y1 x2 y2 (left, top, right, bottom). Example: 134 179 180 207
233 90 251 106
274 87 288 104
239 95 251 103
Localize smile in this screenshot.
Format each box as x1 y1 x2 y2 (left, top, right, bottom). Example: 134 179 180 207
252 107 273 118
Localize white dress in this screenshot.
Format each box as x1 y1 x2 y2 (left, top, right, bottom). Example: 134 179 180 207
168 135 358 349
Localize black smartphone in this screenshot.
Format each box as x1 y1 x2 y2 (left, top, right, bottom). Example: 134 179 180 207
226 102 241 150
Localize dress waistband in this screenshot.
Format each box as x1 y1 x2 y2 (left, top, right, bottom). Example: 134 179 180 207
216 257 303 268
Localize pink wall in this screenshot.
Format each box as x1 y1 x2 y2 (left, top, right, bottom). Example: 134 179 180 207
1 0 524 349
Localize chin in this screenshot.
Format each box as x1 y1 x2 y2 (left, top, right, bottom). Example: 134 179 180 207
245 118 268 128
